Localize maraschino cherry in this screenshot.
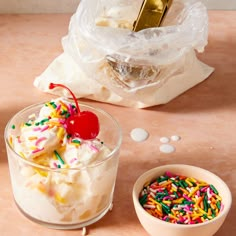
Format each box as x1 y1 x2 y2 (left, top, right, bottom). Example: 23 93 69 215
49 83 99 140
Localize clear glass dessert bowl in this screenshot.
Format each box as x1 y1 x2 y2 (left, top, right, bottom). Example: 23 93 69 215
5 102 122 229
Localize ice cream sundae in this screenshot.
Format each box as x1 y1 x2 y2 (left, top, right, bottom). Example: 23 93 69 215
5 83 122 229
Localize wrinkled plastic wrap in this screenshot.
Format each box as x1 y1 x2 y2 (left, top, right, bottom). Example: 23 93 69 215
34 0 214 108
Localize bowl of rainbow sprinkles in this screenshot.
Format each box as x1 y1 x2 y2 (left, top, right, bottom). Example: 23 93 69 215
4 83 122 230
133 164 232 236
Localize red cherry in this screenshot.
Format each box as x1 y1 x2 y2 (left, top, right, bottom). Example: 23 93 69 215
66 112 99 139
49 83 100 140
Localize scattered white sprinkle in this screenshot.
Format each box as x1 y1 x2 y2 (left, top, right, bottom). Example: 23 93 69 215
171 135 181 141
109 203 113 211
82 227 86 236
160 137 170 143
159 144 175 153
130 128 149 142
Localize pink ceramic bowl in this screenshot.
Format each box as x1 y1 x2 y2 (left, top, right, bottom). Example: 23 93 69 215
132 164 232 236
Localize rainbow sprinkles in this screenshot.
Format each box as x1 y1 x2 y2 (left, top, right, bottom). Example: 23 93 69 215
139 171 223 224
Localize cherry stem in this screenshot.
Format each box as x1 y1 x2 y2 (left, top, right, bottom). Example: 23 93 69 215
49 83 80 114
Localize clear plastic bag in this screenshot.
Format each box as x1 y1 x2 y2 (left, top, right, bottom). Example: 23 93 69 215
34 0 214 108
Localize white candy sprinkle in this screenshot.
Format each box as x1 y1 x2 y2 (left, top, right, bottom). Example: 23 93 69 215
82 227 86 236
160 137 170 143
130 128 149 142
159 144 175 153
109 203 113 211
171 135 181 141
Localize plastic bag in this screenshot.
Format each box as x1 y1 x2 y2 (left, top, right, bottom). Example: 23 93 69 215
34 0 214 108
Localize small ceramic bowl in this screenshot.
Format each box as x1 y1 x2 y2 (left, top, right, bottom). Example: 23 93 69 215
133 164 232 236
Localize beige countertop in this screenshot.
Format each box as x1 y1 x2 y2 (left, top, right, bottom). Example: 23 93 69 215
0 12 235 236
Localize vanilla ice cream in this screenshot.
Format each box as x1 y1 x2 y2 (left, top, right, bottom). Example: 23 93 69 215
5 98 121 228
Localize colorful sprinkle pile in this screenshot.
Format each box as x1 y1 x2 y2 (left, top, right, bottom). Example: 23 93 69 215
139 172 223 224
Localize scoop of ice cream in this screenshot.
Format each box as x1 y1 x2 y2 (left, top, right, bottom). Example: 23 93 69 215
13 125 63 160
11 98 110 168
